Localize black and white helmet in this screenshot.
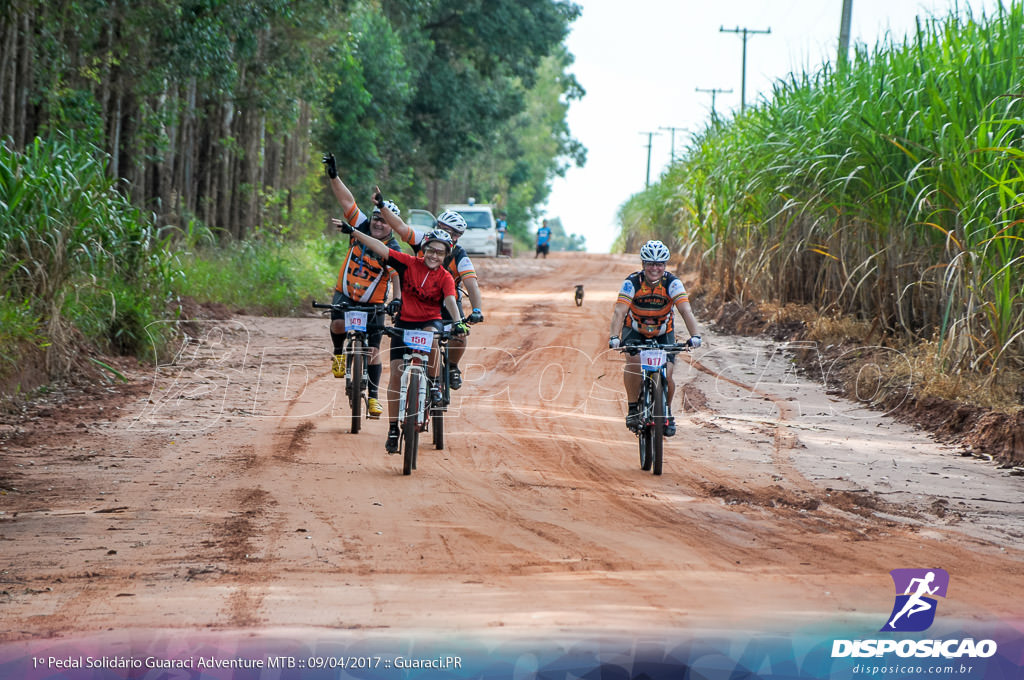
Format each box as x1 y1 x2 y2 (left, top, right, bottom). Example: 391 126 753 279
423 229 454 254
436 209 467 234
639 240 671 263
372 199 401 218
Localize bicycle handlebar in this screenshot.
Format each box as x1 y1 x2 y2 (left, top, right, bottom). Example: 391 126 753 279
616 340 694 355
382 326 461 343
311 300 382 315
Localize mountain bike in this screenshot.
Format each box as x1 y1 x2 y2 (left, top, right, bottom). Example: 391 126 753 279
383 325 457 475
618 339 693 476
312 300 381 434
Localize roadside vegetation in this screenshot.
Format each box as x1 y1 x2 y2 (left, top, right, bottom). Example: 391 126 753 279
617 3 1024 412
0 1 584 402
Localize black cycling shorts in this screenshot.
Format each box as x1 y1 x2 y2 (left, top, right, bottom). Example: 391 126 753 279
389 318 444 364
331 291 386 348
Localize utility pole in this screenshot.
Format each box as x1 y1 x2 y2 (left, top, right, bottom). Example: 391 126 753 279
837 0 853 71
658 126 687 164
639 131 661 188
720 25 771 112
695 87 733 119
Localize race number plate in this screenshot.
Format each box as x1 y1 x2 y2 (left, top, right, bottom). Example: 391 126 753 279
344 310 368 332
403 329 434 352
639 349 668 372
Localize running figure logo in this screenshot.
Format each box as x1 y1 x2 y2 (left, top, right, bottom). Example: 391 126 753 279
881 568 950 632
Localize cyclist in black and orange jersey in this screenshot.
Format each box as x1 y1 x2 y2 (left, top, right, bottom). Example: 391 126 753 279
376 202 484 391
608 240 702 437
322 153 403 419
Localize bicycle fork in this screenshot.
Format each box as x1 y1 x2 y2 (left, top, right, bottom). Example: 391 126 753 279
398 356 429 431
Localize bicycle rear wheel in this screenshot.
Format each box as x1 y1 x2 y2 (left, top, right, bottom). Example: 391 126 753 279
432 360 447 450
348 341 363 433
638 428 651 470
652 375 666 476
402 371 420 475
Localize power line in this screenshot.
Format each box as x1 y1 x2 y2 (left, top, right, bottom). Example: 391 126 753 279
719 25 771 112
658 126 687 163
695 87 733 119
838 0 854 71
639 131 661 188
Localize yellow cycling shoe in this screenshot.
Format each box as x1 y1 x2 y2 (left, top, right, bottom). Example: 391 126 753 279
367 397 383 419
331 354 346 378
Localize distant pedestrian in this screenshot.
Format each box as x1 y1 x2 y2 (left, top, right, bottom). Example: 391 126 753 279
496 211 508 256
535 219 551 259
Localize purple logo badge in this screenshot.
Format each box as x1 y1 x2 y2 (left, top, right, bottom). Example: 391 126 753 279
881 568 950 632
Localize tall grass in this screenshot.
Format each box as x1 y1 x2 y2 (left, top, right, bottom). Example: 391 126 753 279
640 2 1024 375
0 135 178 375
174 234 337 316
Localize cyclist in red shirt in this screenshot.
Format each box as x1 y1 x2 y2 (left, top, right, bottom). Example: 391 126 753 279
376 206 485 390
339 204 468 453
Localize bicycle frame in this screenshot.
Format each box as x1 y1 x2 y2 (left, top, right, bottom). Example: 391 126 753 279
312 300 381 433
619 340 691 476
384 326 451 475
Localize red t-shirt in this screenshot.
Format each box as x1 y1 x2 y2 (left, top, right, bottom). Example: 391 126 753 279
387 250 456 322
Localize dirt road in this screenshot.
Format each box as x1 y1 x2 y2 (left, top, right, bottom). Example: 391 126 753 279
1 253 1022 646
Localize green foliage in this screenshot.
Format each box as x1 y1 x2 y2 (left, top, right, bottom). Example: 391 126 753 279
0 134 179 373
317 0 583 219
175 236 335 316
620 2 1024 373
0 296 46 372
441 49 587 240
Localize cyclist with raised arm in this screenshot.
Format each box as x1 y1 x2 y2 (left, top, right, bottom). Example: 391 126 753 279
322 153 403 419
608 240 702 437
377 203 484 391
338 196 468 454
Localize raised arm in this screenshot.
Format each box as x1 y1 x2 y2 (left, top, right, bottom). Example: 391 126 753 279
373 187 416 243
322 153 358 220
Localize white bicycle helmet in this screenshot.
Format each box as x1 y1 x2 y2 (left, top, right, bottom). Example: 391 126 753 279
436 209 467 234
422 229 454 253
639 239 671 263
372 199 401 218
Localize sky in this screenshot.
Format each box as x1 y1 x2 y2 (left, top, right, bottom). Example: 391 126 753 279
543 0 1013 253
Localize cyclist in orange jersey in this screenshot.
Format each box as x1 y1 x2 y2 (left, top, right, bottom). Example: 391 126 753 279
608 240 702 437
322 153 403 419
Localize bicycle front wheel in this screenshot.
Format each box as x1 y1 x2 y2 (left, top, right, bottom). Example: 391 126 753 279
637 380 653 471
432 405 444 449
652 374 666 476
402 371 420 475
348 341 363 433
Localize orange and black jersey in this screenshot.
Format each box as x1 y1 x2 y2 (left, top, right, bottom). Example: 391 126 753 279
335 215 402 304
617 271 689 338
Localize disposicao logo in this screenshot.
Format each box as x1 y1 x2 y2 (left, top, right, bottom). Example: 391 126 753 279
831 568 998 660
881 568 949 632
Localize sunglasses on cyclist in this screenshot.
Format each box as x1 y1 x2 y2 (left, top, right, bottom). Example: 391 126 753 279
423 247 447 256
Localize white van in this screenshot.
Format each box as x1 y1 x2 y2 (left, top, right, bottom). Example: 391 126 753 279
443 202 498 257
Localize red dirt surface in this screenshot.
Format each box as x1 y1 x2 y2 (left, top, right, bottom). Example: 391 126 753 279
1 254 1021 643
